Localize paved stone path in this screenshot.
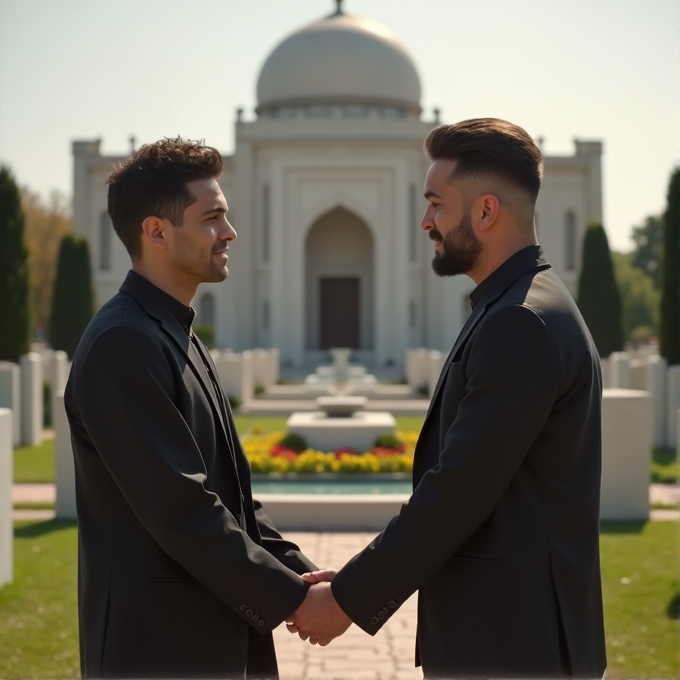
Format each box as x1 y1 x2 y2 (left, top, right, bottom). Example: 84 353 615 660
272 532 421 680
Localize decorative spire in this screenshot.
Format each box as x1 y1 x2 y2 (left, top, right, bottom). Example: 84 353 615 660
332 0 344 16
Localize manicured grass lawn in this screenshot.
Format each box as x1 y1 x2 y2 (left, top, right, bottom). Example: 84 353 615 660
652 447 679 484
13 440 55 483
0 519 676 678
0 521 79 679
600 520 679 678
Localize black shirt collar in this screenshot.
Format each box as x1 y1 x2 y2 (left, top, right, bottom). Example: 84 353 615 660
122 270 196 334
469 244 550 309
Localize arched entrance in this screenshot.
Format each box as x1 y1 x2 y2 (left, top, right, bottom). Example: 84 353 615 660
305 207 374 351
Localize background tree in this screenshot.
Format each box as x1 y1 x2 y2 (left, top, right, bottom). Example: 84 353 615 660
659 167 680 365
630 215 664 288
49 235 94 358
577 222 625 357
21 188 72 334
611 251 660 342
0 165 31 362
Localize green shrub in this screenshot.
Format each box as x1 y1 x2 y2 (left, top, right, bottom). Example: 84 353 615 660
416 385 429 397
254 383 265 396
227 394 241 410
277 433 308 453
373 433 404 450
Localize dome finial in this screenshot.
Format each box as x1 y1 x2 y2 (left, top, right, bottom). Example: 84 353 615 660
332 0 344 16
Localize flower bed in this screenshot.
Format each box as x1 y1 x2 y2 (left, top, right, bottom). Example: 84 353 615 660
242 431 418 474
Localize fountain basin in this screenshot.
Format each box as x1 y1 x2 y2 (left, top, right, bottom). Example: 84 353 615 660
316 395 368 417
286 410 396 452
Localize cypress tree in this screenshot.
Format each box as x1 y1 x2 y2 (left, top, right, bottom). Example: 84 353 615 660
0 166 31 362
577 222 625 357
49 235 94 358
660 167 680 365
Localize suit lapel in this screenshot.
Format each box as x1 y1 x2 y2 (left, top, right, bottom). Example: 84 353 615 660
424 300 488 420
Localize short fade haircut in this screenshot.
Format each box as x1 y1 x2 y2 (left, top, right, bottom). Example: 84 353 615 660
106 137 224 261
424 118 543 201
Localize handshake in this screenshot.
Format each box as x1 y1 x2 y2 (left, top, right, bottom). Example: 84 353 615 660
285 569 353 646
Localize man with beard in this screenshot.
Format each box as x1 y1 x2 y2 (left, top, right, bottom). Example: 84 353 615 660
65 138 317 679
287 118 607 679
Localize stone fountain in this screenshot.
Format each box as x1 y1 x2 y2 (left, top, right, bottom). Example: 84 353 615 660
287 349 395 452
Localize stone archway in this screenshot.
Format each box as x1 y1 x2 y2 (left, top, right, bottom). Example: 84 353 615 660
305 207 374 351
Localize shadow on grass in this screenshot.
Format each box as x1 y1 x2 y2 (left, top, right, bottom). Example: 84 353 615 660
14 519 77 538
666 592 680 620
599 520 647 534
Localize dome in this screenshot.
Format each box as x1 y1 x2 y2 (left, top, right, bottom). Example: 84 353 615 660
256 6 421 117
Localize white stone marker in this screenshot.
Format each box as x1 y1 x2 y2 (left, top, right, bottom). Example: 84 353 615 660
0 362 21 446
214 351 254 407
50 351 70 429
599 357 611 389
646 355 667 448
269 349 280 385
405 349 430 393
609 352 631 389
0 408 13 587
54 392 77 519
666 365 680 448
252 349 278 389
20 352 43 446
600 389 651 520
427 350 446 397
629 359 647 391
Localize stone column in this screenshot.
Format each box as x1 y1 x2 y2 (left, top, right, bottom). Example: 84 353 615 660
600 389 651 520
54 392 77 520
666 365 680 448
646 355 667 448
0 408 12 588
20 352 43 446
0 362 21 446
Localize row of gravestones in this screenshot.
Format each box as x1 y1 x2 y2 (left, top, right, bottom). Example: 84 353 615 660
0 355 675 588
211 348 280 406
406 348 680 449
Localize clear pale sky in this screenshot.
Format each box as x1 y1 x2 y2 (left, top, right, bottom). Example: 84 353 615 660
0 0 677 251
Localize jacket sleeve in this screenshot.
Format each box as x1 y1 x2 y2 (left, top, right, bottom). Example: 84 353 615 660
331 304 562 634
253 500 318 574
72 324 308 635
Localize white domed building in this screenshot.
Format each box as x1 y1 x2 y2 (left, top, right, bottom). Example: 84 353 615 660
72 2 603 373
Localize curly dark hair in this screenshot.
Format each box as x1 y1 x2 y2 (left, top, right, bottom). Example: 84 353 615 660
106 137 224 261
424 118 543 201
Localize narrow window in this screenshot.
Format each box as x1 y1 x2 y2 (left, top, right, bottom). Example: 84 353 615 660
262 185 270 263
409 184 417 262
263 301 270 330
565 212 576 271
199 293 215 328
99 211 112 271
409 300 416 328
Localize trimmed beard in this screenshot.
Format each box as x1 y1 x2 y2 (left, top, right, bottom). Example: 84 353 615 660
431 210 482 277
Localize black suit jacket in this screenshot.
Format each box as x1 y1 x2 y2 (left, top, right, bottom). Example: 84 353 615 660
332 246 607 678
65 271 316 679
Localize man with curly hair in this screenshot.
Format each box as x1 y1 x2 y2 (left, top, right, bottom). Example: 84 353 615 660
65 137 316 679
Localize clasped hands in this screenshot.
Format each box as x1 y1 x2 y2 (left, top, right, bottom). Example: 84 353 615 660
285 569 352 646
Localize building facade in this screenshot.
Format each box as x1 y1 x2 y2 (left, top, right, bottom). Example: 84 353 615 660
72 5 603 371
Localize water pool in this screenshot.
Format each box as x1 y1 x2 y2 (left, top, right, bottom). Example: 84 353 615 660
251 480 412 495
